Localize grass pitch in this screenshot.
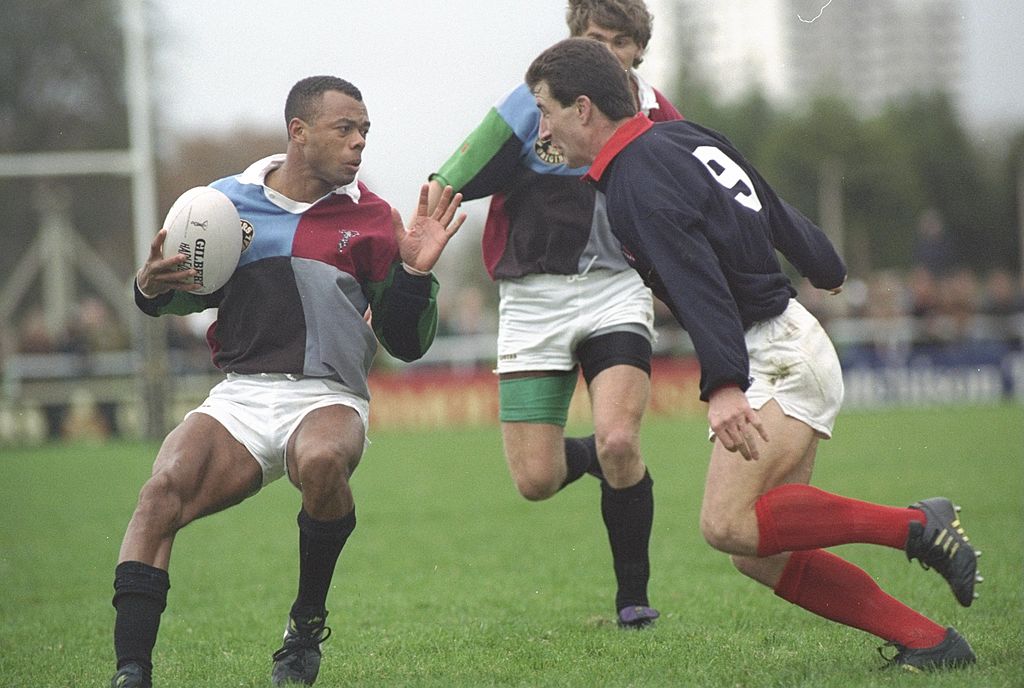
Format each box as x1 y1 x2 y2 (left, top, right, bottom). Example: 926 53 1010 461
1 404 1021 687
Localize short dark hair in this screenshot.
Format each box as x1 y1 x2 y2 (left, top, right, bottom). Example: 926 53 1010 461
525 38 637 121
284 76 362 128
566 0 653 63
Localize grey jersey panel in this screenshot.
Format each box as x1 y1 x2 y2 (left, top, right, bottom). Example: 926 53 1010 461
292 257 378 399
579 191 630 274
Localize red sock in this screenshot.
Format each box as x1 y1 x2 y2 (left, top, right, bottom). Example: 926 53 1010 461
755 484 924 557
775 549 946 648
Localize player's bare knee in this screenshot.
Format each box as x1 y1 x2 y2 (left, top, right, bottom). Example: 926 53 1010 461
700 514 748 554
595 425 639 465
596 427 642 484
295 448 351 488
512 472 559 501
133 472 185 534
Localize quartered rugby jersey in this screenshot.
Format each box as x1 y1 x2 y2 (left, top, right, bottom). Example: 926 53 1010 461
135 155 439 400
431 74 681 280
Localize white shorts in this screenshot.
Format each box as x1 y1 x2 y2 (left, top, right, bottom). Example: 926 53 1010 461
743 299 844 438
496 269 655 373
186 373 370 486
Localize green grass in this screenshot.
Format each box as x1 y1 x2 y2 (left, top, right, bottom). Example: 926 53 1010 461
1 404 1021 687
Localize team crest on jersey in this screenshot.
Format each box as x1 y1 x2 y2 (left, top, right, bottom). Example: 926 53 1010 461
534 138 565 165
239 219 254 252
338 229 360 254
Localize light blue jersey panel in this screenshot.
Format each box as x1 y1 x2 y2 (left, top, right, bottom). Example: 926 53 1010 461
495 83 587 178
211 177 300 268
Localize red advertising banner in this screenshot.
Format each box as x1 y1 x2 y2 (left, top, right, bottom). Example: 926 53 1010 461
367 357 704 429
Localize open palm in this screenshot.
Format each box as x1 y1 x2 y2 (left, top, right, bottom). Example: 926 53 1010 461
392 184 466 273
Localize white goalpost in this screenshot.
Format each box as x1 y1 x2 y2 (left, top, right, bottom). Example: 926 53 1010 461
0 0 169 437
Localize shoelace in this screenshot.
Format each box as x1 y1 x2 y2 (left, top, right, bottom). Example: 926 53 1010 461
272 625 332 661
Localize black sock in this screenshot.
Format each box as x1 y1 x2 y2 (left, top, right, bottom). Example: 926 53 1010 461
561 435 603 490
290 509 356 620
112 561 170 678
601 471 654 611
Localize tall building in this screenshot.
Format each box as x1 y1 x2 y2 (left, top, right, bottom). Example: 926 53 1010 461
662 0 964 113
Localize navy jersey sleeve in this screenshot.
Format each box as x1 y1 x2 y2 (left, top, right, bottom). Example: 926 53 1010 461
767 195 846 290
629 207 751 399
697 124 846 290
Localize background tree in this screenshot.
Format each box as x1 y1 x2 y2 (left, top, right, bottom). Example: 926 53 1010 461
0 0 133 283
671 70 1022 275
0 1 291 346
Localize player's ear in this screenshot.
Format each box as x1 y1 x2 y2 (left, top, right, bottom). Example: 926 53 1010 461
576 96 593 122
287 117 306 144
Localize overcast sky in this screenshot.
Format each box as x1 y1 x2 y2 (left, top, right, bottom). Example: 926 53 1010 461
151 0 1024 212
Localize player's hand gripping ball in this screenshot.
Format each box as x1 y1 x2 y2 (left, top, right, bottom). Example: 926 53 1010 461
162 186 243 294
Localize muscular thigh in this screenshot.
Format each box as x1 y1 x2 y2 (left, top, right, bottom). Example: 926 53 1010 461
498 372 574 492
500 420 567 497
588 365 650 436
152 412 263 522
579 328 651 430
286 404 366 484
701 400 818 522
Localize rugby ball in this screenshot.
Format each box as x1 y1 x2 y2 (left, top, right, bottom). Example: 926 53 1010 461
162 186 243 294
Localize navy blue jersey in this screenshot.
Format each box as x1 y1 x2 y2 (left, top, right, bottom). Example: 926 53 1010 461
586 115 846 400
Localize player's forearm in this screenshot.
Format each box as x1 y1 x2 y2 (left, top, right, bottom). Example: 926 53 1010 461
371 265 440 362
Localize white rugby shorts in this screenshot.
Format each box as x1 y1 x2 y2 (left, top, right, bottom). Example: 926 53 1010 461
496 269 655 374
742 299 844 438
186 373 370 486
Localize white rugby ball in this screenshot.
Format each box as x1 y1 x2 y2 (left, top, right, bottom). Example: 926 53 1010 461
162 186 243 294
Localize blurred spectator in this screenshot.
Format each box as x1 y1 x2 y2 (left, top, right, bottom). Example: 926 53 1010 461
64 296 131 437
907 266 942 318
981 268 1024 316
797 276 848 329
437 285 496 336
906 266 944 343
167 311 219 373
838 276 870 317
66 297 130 354
17 307 60 354
935 268 980 341
15 307 69 439
862 270 913 363
911 207 956 277
979 268 1024 347
864 270 907 319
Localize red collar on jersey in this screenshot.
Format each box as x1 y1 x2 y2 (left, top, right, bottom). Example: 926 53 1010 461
584 113 653 183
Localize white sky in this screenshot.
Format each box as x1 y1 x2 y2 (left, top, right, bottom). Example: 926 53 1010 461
151 0 1024 211
151 0 568 211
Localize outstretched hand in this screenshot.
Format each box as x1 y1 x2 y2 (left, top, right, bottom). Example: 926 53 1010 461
392 184 466 274
708 385 769 461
